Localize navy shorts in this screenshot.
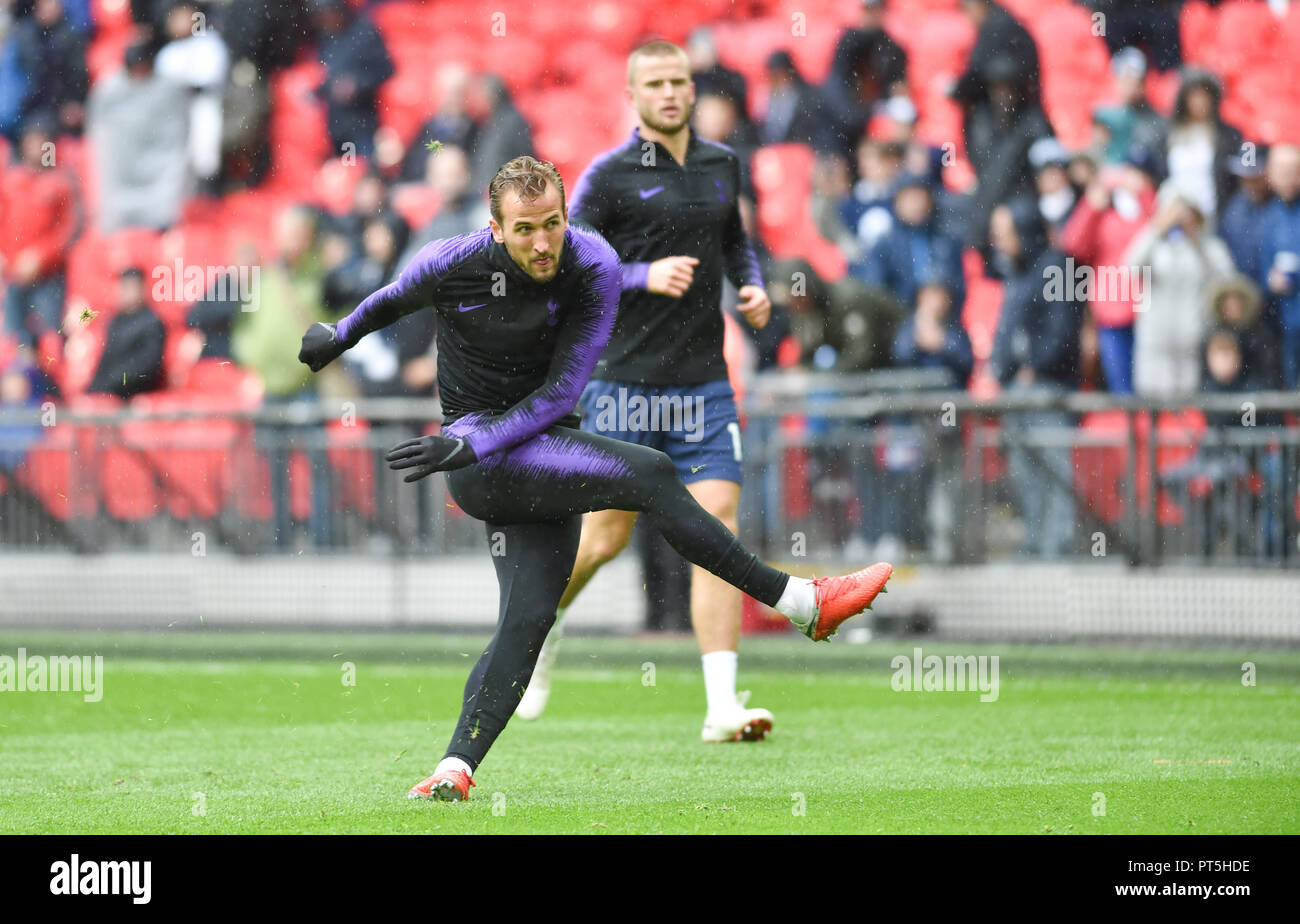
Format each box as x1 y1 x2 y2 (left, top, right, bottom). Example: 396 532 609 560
578 379 743 485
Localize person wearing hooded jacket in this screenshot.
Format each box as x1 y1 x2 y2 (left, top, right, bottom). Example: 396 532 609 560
821 0 908 160
987 197 1081 559
856 174 966 313
960 54 1054 248
1206 274 1279 390
1124 182 1235 397
770 256 901 374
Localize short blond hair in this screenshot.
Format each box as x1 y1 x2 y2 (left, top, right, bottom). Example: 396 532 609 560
627 40 690 86
488 156 566 223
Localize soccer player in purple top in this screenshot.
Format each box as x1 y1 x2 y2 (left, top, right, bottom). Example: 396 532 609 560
298 156 892 801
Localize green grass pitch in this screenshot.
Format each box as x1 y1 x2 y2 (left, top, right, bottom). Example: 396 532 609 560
1 630 1297 834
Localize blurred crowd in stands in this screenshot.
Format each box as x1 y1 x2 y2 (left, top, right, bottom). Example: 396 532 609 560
0 0 1298 565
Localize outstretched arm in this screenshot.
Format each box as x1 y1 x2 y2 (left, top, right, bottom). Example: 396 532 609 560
299 235 481 371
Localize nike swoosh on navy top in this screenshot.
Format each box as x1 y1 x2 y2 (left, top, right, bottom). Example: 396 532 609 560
638 186 665 199
457 303 487 312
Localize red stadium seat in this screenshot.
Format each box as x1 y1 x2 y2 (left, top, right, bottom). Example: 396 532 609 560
219 188 296 261
66 393 159 522
169 220 230 272
1180 0 1218 68
487 34 549 98
1216 0 1282 73
1144 68 1181 117
553 39 623 91
376 68 440 146
162 328 202 390
59 302 111 399
371 0 443 45
580 0 648 54
898 7 975 80
267 61 330 196
289 449 312 522
1070 409 1209 528
182 362 266 522
183 359 265 409
752 144 847 282
326 417 377 517
313 156 369 216
963 415 1008 484
215 381 271 523
86 30 131 84
123 391 235 521
91 0 134 31
787 21 843 85
104 228 164 276
1149 410 1208 528
391 184 442 230
712 20 843 101
1072 409 1129 525
13 423 93 521
782 443 812 520
526 87 626 184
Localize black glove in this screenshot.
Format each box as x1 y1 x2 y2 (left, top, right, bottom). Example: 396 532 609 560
385 435 478 482
298 322 347 372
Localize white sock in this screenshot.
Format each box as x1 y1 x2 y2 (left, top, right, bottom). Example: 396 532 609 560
533 606 566 677
702 650 739 716
773 577 816 633
435 756 473 778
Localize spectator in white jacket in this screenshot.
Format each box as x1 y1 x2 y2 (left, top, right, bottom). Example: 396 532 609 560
155 1 229 183
1125 181 1236 396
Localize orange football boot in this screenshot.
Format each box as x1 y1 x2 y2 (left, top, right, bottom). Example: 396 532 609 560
408 769 476 801
807 563 893 641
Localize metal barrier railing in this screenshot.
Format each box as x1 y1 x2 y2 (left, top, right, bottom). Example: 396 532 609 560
1 384 1298 567
739 373 1300 568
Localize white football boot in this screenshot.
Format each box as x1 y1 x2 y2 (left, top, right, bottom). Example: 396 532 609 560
700 690 774 742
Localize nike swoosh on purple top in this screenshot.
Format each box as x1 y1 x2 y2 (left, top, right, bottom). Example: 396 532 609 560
638 186 665 200
457 303 487 312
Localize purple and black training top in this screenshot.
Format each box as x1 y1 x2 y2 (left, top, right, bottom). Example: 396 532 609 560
334 224 621 460
568 127 763 386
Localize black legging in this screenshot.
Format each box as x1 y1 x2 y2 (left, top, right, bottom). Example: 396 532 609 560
439 420 789 770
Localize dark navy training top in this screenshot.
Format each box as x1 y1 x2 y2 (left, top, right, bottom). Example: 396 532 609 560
568 128 763 386
335 224 620 459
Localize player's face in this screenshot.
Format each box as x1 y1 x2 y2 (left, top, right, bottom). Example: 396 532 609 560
627 56 694 135
490 186 567 283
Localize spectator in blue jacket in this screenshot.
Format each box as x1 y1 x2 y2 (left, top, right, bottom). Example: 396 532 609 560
0 355 45 473
856 174 966 314
1257 143 1300 387
868 282 972 560
840 138 903 255
313 0 394 160
892 281 973 384
1218 147 1271 286
13 0 88 137
989 199 1081 389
